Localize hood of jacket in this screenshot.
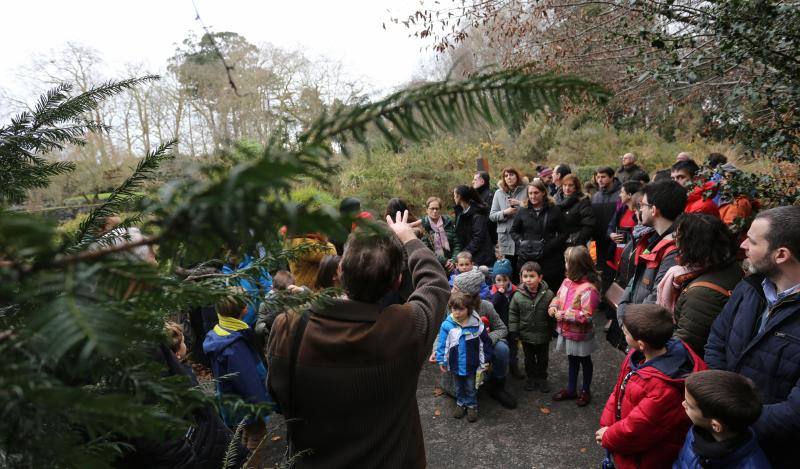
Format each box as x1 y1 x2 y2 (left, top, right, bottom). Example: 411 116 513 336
444 311 483 329
629 338 702 382
203 327 249 354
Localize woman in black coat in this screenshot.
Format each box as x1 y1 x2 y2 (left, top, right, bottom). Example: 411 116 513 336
510 179 568 289
453 185 495 267
558 174 596 247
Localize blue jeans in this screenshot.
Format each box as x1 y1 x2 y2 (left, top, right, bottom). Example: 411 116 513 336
491 339 510 379
453 374 478 408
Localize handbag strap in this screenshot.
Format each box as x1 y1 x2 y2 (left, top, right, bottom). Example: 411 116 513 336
285 311 310 455
685 281 732 297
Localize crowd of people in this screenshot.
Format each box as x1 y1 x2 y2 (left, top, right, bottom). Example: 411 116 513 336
158 150 798 468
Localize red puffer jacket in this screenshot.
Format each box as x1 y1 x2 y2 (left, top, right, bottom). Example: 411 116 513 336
599 339 707 469
685 183 720 218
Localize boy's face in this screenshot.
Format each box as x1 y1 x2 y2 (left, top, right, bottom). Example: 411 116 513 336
457 258 474 273
521 270 541 290
682 389 712 429
451 306 469 322
494 274 510 289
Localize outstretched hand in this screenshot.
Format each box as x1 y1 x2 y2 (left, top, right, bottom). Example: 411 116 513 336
386 210 417 244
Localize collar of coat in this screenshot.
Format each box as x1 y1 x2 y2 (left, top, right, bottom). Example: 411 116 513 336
311 297 385 323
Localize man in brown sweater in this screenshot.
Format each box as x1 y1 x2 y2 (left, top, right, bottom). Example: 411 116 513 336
267 211 450 468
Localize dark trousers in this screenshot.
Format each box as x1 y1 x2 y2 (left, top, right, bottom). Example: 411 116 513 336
507 254 519 284
567 355 593 393
522 342 549 380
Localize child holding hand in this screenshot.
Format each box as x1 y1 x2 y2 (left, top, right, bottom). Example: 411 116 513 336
549 246 600 406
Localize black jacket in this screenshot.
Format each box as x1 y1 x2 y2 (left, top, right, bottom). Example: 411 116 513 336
509 202 567 288
590 178 621 245
476 185 498 245
454 203 495 267
617 164 650 184
558 193 596 247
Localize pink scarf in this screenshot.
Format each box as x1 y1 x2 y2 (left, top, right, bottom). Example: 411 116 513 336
429 216 450 255
657 265 702 315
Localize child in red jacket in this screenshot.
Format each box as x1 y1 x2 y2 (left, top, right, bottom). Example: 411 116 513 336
596 304 707 469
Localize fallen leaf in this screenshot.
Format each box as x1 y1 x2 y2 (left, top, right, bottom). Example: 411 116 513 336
271 436 281 442
434 408 441 417
580 447 588 453
539 407 551 415
433 387 444 396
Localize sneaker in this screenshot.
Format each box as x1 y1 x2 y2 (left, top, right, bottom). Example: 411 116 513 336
577 390 592 407
539 379 551 393
552 389 577 401
452 405 466 419
466 407 478 423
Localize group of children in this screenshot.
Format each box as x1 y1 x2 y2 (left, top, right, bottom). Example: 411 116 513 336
436 250 769 467
436 245 602 420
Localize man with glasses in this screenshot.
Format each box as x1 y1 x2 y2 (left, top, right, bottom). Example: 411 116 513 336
617 181 687 324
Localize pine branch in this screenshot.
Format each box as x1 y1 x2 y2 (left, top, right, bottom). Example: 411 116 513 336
69 140 176 253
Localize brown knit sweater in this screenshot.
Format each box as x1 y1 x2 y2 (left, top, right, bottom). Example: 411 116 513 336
267 238 449 468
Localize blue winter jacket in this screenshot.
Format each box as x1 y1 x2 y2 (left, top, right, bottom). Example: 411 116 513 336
203 326 269 426
673 426 770 469
222 254 273 327
705 274 800 468
435 312 493 377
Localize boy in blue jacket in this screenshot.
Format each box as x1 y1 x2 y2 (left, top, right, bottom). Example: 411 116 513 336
436 291 493 423
675 370 770 468
204 292 272 466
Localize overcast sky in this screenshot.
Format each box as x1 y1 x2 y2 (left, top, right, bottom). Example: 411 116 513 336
0 0 436 104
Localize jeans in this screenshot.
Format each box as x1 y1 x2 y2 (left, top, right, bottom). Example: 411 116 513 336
522 342 549 380
453 374 478 408
491 339 510 379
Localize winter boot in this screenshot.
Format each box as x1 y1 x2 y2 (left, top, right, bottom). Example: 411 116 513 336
466 407 478 423
487 377 517 409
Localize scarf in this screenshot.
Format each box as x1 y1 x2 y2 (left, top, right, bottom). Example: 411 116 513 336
429 216 450 256
656 264 703 315
213 314 250 336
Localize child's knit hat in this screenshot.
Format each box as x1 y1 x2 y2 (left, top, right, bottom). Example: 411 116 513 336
492 259 512 278
453 267 486 295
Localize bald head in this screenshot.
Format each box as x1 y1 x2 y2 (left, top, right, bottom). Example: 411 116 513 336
676 152 693 162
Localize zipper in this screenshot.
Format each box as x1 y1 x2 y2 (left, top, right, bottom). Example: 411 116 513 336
774 331 800 345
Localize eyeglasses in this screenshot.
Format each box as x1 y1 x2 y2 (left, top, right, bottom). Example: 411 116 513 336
637 202 653 210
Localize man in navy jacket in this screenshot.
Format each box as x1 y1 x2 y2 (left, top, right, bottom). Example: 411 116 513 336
705 205 800 468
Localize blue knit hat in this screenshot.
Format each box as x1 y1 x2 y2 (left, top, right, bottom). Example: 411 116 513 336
492 259 513 278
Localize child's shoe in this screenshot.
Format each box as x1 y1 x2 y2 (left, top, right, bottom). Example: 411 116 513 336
576 390 591 407
552 389 577 401
452 405 466 419
466 407 478 423
538 379 551 393
524 378 536 392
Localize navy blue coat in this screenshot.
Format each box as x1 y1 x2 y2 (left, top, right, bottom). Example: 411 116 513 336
673 427 770 469
705 274 800 468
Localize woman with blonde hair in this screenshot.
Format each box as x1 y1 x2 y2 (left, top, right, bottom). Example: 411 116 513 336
419 196 461 272
490 167 528 281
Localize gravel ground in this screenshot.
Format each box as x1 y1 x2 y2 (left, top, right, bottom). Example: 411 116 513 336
257 313 625 468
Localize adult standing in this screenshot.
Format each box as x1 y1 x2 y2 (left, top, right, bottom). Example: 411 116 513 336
538 167 556 195
510 179 568 290
617 153 650 184
490 167 528 280
473 171 498 245
665 214 743 358
453 185 495 268
705 206 800 468
591 167 621 266
552 164 572 203
419 196 461 273
558 174 596 248
617 181 687 323
267 212 450 468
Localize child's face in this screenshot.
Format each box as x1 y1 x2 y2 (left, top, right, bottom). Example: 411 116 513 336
457 258 474 273
682 389 711 428
451 306 469 322
521 270 541 290
494 275 510 289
